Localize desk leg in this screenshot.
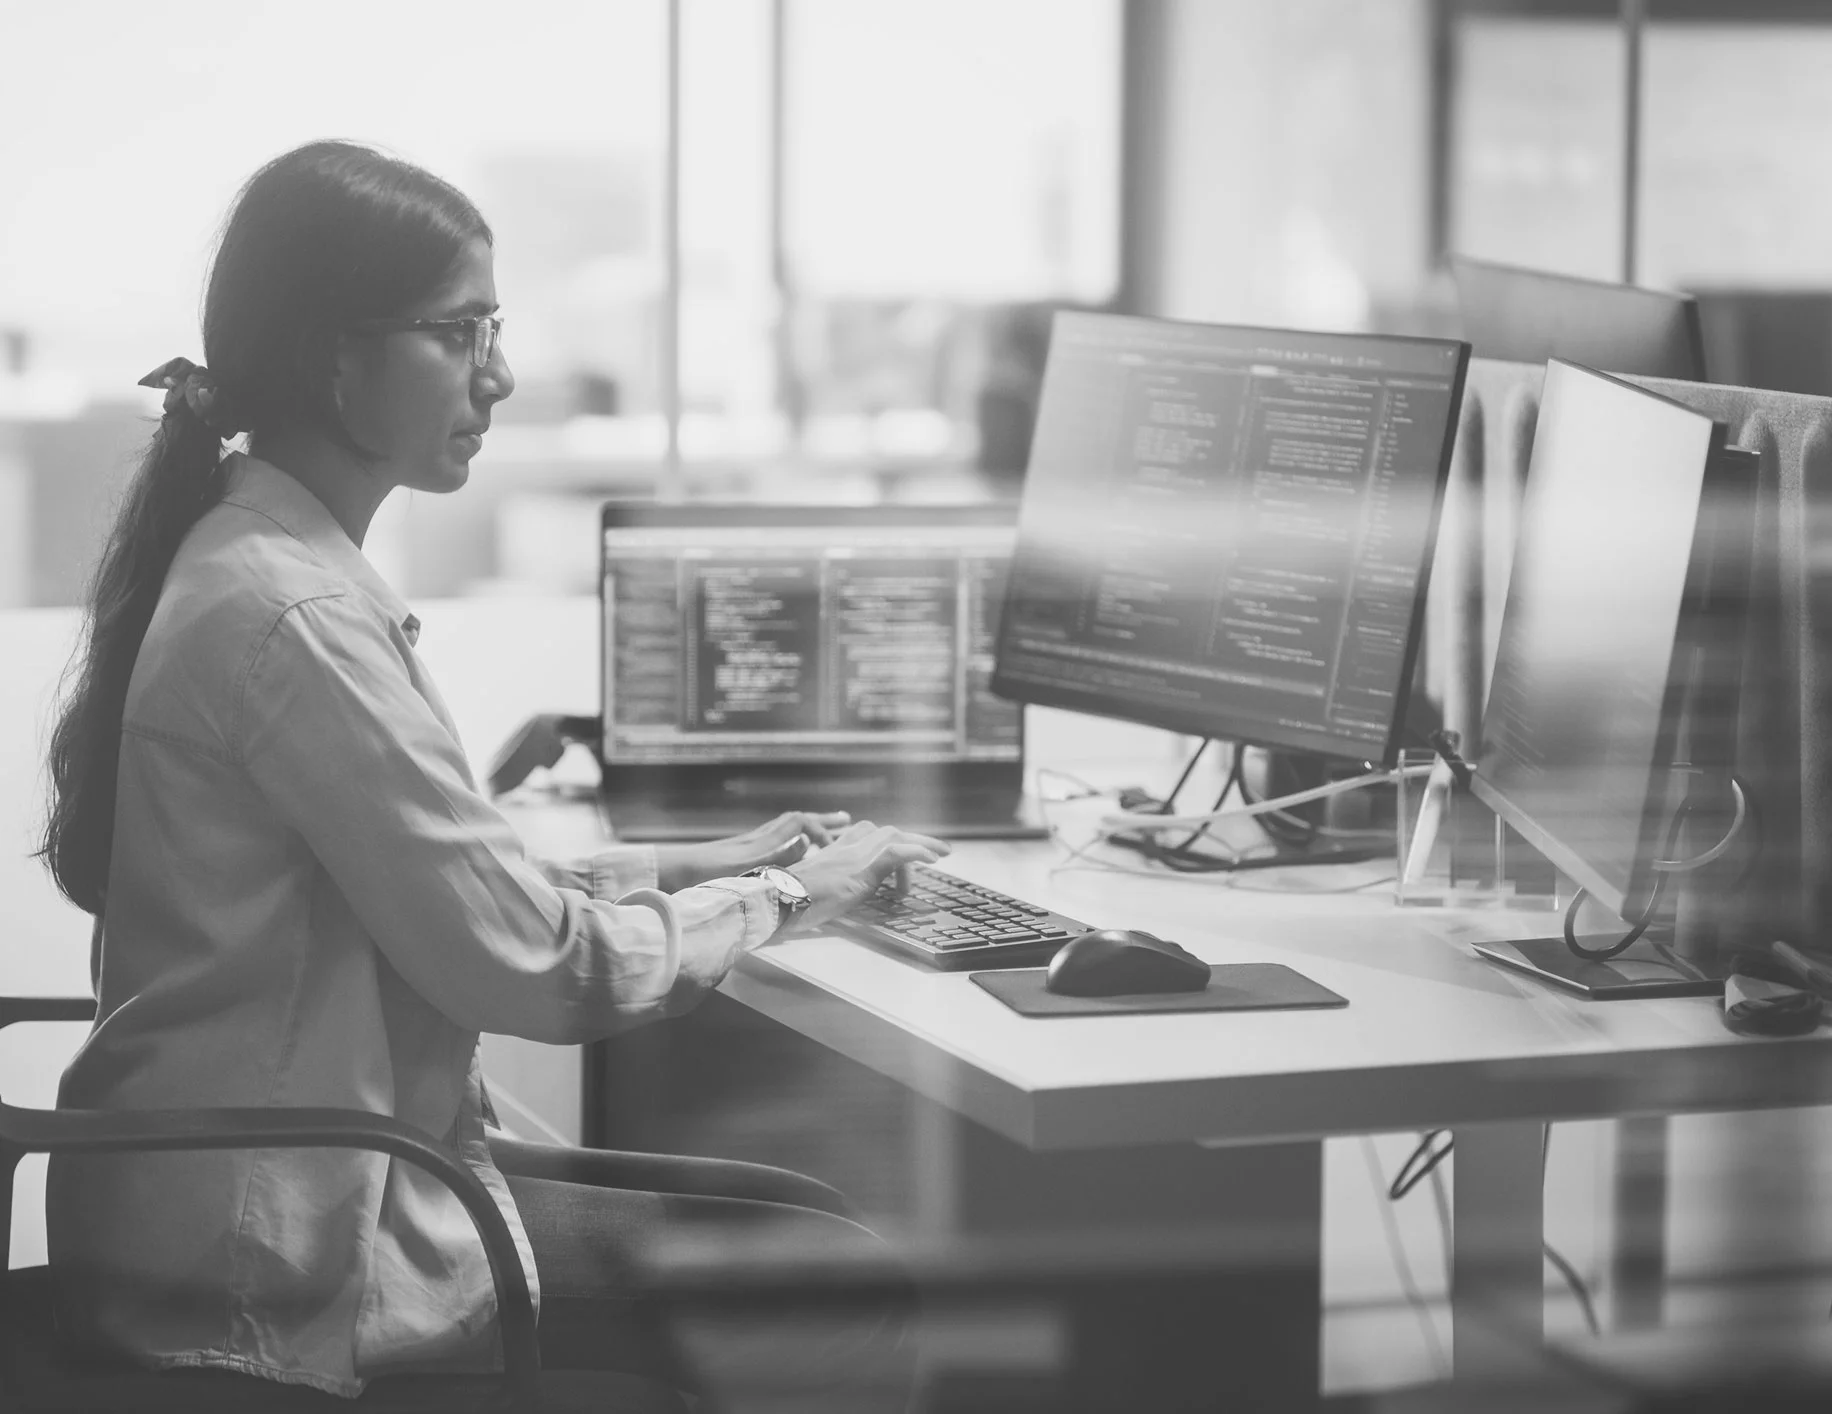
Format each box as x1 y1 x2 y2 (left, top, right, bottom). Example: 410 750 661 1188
936 1110 1323 1413
1451 1118 1545 1379
1611 1114 1668 1329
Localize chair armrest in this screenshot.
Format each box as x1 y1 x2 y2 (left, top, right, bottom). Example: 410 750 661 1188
0 1099 539 1413
0 996 97 1029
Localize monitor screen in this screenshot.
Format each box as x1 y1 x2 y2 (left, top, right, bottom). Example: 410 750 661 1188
991 311 1468 764
1452 254 1706 381
1471 361 1727 919
600 508 1021 767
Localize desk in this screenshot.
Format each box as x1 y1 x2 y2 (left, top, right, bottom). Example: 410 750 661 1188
722 836 1832 1380
501 773 1832 1406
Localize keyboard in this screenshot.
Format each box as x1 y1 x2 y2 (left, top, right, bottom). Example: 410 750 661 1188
832 866 1089 971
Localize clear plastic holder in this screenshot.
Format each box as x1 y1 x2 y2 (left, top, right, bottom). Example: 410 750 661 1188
1392 747 1557 910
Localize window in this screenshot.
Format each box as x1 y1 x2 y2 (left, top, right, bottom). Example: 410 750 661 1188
0 0 669 602
0 1 1124 604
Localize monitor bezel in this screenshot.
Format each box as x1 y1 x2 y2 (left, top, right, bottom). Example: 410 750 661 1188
1451 253 1707 382
596 499 1023 773
1469 360 1733 922
988 312 1471 768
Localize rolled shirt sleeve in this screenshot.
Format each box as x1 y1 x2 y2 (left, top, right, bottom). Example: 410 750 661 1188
240 591 780 1043
533 844 659 899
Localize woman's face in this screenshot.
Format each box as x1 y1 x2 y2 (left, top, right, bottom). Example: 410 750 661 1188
333 238 514 493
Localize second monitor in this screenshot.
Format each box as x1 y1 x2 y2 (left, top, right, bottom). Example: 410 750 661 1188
992 311 1469 766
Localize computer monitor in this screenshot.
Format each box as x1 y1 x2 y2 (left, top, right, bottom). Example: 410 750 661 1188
1468 361 1754 995
597 502 1034 840
990 311 1469 767
1451 254 1707 381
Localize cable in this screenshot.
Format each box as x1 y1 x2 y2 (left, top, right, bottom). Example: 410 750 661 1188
1041 789 1395 891
1103 835 1249 873
1097 762 1432 834
1361 1137 1449 1378
1035 782 1151 876
1043 839 1393 894
1106 749 1245 868
1386 1128 1603 1348
1226 868 1398 895
1426 1164 1452 1277
1562 881 1666 962
1563 801 1691 961
1104 835 1390 875
1159 737 1213 814
1108 818 1387 876
1235 752 1394 846
1389 1130 1453 1200
1730 775 1763 888
1650 777 1746 872
1542 1242 1602 1338
1033 766 1108 803
1112 744 1345 873
1100 739 1232 867
1238 754 1317 846
1169 748 1244 854
1106 745 1392 872
1561 773 1759 962
1036 755 1393 889
1540 1126 1601 1338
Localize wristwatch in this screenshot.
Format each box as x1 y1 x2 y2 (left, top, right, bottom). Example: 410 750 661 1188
742 865 813 932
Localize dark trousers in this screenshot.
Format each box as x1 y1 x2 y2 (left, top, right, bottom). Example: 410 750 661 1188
489 1134 914 1410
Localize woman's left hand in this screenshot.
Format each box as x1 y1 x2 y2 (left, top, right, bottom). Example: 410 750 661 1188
652 811 853 893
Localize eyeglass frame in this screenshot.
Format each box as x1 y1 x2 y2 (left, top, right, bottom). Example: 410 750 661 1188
349 314 503 368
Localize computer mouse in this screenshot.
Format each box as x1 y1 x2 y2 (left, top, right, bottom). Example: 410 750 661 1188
1044 929 1211 997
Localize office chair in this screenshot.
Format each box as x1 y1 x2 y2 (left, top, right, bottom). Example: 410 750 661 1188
0 995 690 1413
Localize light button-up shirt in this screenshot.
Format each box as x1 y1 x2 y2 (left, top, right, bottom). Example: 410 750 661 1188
49 454 778 1397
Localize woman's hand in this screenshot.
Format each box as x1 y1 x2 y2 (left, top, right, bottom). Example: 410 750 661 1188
783 820 951 933
652 811 853 893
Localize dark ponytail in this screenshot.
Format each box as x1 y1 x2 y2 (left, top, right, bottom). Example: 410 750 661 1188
39 140 491 914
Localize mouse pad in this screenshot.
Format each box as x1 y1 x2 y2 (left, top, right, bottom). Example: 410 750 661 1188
970 963 1348 1017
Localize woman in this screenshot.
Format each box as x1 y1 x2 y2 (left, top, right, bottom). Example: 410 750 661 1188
39 139 941 1402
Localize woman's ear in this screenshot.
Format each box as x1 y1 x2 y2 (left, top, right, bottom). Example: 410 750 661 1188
307 331 377 462
328 332 365 417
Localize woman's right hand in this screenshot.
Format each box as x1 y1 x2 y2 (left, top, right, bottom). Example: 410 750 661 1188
784 820 950 933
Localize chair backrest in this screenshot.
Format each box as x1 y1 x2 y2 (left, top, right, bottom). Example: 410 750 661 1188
1422 357 1832 945
0 994 565 1412
0 996 97 1269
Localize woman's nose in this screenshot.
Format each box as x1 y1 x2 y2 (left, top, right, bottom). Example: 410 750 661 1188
477 346 514 404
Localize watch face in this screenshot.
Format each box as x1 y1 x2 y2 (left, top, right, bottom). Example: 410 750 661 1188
764 866 812 904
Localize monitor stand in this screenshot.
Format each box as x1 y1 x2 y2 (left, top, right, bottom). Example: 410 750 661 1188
1471 933 1730 1000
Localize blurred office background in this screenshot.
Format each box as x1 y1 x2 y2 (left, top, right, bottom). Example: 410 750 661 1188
10 0 1832 614
9 0 1832 1398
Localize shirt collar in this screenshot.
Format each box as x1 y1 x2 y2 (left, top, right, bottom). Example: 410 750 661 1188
218 453 420 644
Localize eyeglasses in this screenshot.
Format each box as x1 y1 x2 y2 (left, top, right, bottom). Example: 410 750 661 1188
351 314 503 368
